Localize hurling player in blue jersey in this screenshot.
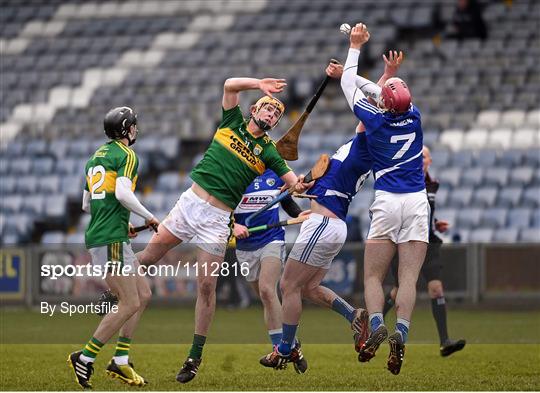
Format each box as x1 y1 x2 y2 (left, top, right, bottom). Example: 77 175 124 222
340 23 430 375
233 169 310 373
261 55 405 370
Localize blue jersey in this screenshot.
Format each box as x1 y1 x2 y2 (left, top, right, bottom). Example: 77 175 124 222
353 98 424 193
308 133 372 220
234 170 285 251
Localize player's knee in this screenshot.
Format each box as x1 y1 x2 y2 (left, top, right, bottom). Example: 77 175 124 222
121 299 141 315
258 284 276 304
279 278 296 296
139 287 152 306
198 279 216 299
428 281 444 298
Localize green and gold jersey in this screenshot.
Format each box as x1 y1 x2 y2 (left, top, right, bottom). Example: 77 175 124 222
190 106 291 209
84 140 139 248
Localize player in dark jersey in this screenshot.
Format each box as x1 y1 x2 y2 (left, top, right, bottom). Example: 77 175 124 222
261 57 407 370
233 169 309 373
341 24 430 375
383 146 466 357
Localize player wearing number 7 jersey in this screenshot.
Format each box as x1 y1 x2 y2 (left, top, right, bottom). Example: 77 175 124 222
341 23 429 375
68 107 159 389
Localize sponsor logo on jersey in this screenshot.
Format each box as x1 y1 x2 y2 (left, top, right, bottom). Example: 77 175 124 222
238 194 274 210
389 118 414 127
214 128 266 175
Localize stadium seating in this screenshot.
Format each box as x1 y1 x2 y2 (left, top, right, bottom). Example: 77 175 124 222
1 0 539 244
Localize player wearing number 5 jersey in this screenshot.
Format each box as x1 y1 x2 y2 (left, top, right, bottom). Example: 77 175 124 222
68 107 159 389
341 24 429 375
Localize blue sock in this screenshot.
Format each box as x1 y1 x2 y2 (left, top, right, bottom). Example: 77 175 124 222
331 297 355 323
396 318 410 343
269 329 282 347
369 312 384 332
277 324 297 355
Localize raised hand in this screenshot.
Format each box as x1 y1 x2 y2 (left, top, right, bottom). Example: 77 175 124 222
350 23 370 49
259 78 287 97
383 50 404 77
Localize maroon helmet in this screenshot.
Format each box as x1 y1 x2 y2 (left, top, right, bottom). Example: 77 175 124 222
381 77 412 113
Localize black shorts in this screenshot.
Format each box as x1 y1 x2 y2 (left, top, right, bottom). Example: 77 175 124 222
390 242 442 286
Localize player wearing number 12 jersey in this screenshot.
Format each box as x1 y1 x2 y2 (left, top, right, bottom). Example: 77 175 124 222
341 23 429 375
68 107 159 389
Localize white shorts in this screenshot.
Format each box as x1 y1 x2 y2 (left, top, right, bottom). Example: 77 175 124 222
236 241 286 282
88 242 137 273
162 188 232 257
288 213 347 269
367 189 430 244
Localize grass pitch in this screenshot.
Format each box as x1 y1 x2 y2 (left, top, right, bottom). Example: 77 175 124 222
1 307 539 390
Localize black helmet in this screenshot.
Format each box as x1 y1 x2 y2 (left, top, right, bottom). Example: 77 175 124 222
103 106 137 141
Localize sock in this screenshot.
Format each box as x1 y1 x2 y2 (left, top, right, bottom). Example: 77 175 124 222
431 297 449 344
188 334 207 359
113 336 131 365
80 337 104 364
369 312 384 332
382 293 395 317
269 329 282 347
331 297 356 323
395 318 410 343
277 323 297 356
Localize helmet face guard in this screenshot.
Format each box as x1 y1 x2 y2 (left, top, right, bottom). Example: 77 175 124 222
381 78 412 114
251 96 285 131
104 106 138 144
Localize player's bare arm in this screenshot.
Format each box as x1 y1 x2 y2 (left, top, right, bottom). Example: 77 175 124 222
222 78 287 110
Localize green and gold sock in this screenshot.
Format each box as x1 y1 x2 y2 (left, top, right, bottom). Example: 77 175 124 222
81 337 104 364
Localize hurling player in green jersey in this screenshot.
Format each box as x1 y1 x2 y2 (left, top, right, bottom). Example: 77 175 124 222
68 107 159 389
137 77 310 383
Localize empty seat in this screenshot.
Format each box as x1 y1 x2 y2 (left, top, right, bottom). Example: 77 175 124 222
44 194 67 219
481 208 508 228
522 187 540 207
448 187 473 207
1 195 23 213
497 186 523 207
461 167 484 187
532 209 540 228
457 208 482 228
438 168 461 188
483 167 509 187
493 228 519 243
513 129 537 148
500 109 526 128
439 129 464 151
143 192 165 211
519 228 540 242
524 109 540 128
523 148 540 166
463 128 488 149
509 166 534 186
507 208 532 229
450 150 474 168
473 149 498 167
498 149 523 167
487 128 512 149
471 186 498 207
41 231 65 244
475 110 501 128
469 227 494 243
17 175 38 194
